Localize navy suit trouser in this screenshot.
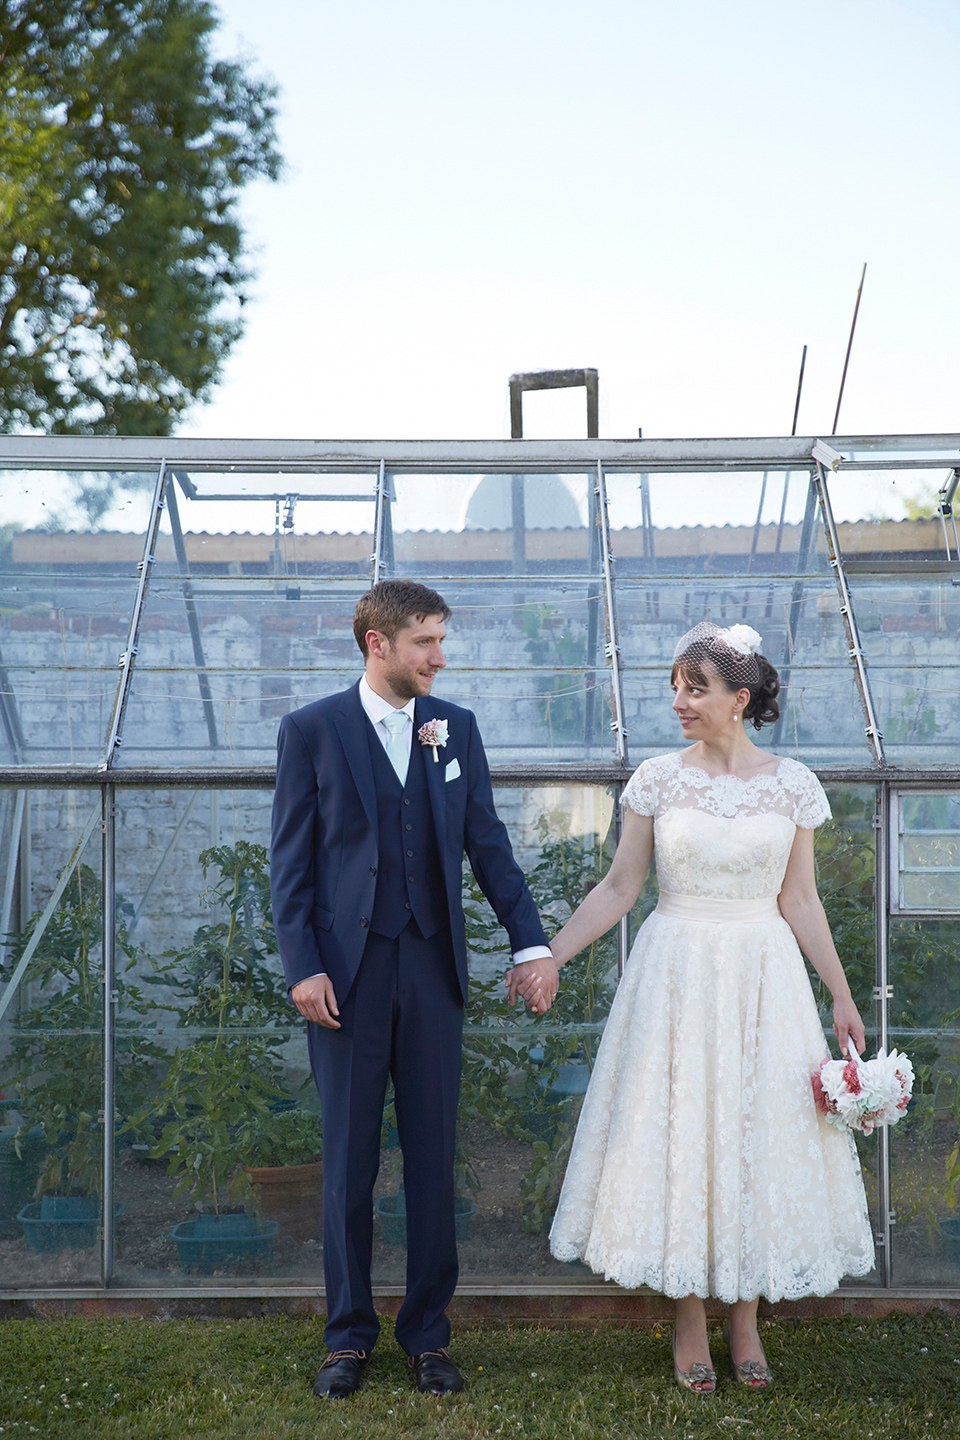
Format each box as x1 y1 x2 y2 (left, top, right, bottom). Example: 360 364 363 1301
308 920 464 1355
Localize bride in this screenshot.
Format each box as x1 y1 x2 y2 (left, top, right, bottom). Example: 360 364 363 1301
509 621 874 1396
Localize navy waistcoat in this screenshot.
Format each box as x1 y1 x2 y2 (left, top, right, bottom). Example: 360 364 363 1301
366 718 447 939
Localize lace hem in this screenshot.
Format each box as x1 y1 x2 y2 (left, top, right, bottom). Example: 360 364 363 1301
550 1238 876 1303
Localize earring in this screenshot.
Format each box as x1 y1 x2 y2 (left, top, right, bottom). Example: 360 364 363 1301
733 713 740 722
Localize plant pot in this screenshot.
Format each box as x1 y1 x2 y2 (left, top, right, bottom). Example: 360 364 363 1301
244 1159 322 1242
0 1126 46 1240
940 1215 960 1265
16 1200 125 1252
171 1212 279 1273
375 1191 475 1247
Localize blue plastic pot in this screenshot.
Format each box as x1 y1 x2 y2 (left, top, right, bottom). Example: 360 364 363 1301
376 1191 475 1247
171 1213 279 1273
16 1199 124 1252
0 1127 46 1239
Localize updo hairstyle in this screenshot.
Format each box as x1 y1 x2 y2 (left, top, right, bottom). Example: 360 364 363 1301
671 640 780 730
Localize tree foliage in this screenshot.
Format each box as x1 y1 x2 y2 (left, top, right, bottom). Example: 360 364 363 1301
0 0 281 434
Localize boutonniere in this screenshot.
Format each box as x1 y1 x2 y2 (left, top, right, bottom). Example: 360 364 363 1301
417 718 449 763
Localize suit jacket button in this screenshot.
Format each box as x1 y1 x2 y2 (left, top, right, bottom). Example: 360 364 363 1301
369 866 377 875
406 849 414 857
360 917 368 927
404 903 412 910
403 798 411 806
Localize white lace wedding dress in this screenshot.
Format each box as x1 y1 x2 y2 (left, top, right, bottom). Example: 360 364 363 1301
549 752 875 1302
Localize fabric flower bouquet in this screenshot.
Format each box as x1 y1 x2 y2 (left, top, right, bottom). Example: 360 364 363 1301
812 1048 914 1135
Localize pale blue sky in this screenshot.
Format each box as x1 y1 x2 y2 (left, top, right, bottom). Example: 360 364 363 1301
185 0 960 445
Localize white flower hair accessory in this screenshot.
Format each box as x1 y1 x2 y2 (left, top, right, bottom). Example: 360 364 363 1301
720 624 762 657
417 718 448 762
672 620 763 686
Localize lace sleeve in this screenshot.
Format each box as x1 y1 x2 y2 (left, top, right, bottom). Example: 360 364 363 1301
621 759 659 816
789 762 832 829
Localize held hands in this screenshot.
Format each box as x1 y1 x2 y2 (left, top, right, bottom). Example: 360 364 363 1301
833 993 866 1059
505 956 560 1015
291 974 341 1029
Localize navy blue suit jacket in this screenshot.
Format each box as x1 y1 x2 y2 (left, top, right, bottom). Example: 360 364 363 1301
270 681 547 1004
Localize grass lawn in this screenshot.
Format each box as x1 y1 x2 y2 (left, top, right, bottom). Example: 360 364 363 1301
0 1312 957 1438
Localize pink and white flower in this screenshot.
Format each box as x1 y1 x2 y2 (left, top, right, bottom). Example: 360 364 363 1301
417 718 449 762
813 1048 914 1135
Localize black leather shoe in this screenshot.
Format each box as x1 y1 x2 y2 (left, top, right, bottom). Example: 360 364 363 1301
312 1349 369 1398
409 1348 464 1395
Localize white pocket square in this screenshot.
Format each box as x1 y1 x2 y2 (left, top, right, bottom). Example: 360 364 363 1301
445 758 461 782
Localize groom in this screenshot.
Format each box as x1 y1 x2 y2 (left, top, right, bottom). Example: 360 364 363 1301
270 579 556 1398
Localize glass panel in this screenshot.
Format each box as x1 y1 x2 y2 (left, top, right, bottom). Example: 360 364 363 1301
887 916 960 1285
115 472 377 766
436 585 609 763
374 476 609 761
415 783 618 1286
112 783 622 1289
0 468 155 765
0 789 105 1285
898 795 960 911
817 783 883 1283
387 472 592 577
827 470 960 766
112 787 324 1287
607 473 867 765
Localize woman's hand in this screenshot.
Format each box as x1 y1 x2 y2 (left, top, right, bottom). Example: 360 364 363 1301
506 956 559 1014
833 994 865 1058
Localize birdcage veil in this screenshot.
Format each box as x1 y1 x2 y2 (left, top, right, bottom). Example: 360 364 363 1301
672 621 763 688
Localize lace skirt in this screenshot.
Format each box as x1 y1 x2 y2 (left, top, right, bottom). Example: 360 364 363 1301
549 898 876 1302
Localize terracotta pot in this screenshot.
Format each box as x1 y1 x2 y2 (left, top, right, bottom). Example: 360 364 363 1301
244 1159 322 1242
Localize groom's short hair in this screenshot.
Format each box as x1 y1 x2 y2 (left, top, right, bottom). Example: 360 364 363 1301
354 580 452 657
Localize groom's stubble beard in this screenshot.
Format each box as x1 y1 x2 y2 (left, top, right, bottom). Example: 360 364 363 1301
380 647 439 702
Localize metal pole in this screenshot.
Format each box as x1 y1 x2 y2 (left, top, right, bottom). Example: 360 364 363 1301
747 472 768 575
0 637 25 763
0 790 25 971
874 781 892 1284
166 475 219 750
770 475 818 747
511 476 527 575
372 460 387 583
812 459 886 766
832 264 867 435
583 482 601 750
100 460 170 771
101 784 117 1284
791 344 807 437
595 463 628 766
0 801 101 1025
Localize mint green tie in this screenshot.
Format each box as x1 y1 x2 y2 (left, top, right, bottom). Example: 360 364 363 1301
382 710 410 784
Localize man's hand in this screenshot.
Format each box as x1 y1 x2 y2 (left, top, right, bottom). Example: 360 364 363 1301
292 974 341 1029
505 956 560 1015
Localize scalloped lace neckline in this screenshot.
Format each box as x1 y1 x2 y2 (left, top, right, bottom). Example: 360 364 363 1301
676 757 786 786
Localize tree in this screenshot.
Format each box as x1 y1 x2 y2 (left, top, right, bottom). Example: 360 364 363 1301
0 0 281 436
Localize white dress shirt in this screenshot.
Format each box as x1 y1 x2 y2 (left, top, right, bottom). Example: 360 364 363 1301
298 676 552 985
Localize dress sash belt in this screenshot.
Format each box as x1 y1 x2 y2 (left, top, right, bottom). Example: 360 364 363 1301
655 892 781 924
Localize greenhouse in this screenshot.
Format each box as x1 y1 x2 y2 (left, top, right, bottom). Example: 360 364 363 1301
0 431 958 1305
